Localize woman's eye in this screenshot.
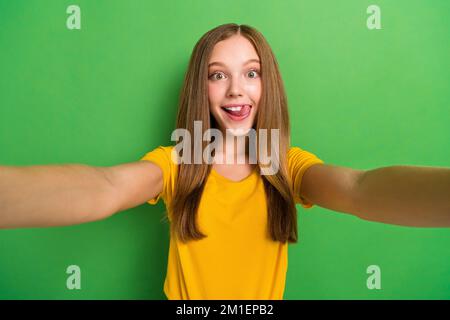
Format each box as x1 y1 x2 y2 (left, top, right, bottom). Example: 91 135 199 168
209 72 225 80
209 70 260 80
248 70 260 78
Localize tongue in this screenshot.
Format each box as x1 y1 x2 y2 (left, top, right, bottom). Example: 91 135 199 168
225 105 251 116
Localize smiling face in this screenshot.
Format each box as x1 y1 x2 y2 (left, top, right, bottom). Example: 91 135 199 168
208 34 262 135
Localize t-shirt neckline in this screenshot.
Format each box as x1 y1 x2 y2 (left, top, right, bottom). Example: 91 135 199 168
210 166 259 184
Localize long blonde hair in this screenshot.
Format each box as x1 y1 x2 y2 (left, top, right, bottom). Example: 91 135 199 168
169 23 298 244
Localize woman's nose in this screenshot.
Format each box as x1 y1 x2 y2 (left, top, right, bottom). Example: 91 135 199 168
227 77 244 97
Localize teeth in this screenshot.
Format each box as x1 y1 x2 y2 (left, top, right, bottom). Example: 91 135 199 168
224 105 244 111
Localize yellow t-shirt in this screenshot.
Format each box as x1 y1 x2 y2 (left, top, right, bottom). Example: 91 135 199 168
139 145 324 300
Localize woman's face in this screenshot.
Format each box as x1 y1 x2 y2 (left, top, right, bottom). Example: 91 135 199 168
208 34 261 135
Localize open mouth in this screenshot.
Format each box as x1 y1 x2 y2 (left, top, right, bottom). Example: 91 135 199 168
221 104 252 121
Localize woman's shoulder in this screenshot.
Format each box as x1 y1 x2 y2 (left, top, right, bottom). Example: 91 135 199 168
139 145 176 167
143 145 174 155
287 145 309 159
152 145 175 153
288 145 302 155
287 145 325 167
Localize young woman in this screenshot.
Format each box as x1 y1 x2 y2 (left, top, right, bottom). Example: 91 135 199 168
0 23 449 300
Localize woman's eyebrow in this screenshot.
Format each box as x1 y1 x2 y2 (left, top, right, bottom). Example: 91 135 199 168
208 59 260 68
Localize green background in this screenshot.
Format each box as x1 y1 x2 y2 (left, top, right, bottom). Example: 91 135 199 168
0 0 449 299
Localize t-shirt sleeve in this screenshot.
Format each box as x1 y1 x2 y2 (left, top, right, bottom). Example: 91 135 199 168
139 146 173 205
288 146 325 209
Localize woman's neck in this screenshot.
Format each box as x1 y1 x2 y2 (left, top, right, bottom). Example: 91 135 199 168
213 131 249 165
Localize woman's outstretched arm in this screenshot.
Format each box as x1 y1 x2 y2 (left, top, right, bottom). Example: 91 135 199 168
0 161 163 229
300 164 450 228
